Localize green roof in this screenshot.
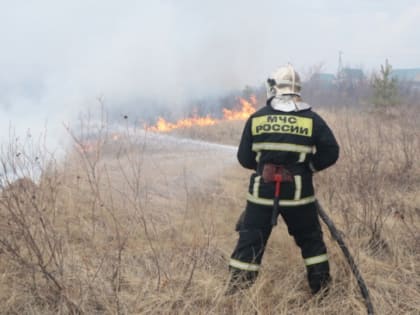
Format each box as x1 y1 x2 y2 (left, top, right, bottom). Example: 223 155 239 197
341 68 364 79
310 73 336 84
391 68 420 81
317 73 335 80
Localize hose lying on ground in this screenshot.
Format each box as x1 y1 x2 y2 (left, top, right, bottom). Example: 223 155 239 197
315 200 375 315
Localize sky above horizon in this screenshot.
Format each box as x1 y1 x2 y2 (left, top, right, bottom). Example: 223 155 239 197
0 0 419 150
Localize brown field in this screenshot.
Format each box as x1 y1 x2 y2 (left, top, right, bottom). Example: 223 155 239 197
0 106 419 314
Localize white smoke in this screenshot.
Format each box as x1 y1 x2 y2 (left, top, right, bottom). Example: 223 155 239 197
0 0 419 150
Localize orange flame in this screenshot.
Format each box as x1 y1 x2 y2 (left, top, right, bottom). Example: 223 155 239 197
223 95 257 121
77 133 120 154
151 115 218 132
148 95 257 132
77 96 258 152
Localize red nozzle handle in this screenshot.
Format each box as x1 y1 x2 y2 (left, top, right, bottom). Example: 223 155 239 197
274 174 282 197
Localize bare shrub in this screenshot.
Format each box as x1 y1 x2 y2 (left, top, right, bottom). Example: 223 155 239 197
0 105 419 314
315 107 420 258
0 133 81 313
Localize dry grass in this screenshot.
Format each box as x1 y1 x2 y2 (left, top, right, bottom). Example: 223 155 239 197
0 105 419 314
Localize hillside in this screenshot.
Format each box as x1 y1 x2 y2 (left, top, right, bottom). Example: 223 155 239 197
0 106 419 314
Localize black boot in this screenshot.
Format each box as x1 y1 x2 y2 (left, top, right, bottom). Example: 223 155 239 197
225 268 258 296
307 262 331 294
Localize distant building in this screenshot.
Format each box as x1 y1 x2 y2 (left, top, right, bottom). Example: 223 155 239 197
309 73 336 87
391 68 420 82
309 67 365 87
391 68 420 93
337 68 365 84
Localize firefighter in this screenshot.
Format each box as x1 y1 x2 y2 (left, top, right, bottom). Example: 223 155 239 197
227 64 339 295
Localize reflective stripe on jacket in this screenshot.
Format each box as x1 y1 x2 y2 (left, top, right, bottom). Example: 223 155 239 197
237 102 339 204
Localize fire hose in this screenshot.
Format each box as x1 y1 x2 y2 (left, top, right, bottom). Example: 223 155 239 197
268 166 374 314
315 200 375 315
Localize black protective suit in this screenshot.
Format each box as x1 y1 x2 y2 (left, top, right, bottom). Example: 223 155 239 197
228 99 339 294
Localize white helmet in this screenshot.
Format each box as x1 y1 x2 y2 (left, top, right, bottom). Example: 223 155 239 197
266 64 302 99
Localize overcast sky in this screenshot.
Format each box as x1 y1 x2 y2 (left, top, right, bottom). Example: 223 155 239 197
0 0 419 149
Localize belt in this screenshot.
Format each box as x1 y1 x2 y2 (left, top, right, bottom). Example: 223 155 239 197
257 163 309 226
257 163 309 179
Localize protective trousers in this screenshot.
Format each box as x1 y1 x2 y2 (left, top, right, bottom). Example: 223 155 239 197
228 201 331 294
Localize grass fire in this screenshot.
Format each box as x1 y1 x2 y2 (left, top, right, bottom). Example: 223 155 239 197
147 96 258 132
